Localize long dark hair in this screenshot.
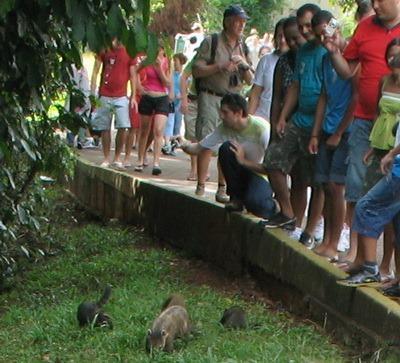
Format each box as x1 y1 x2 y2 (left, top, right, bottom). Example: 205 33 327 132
273 18 287 50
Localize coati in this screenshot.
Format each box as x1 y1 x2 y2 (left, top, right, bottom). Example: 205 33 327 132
160 293 186 311
146 295 191 353
77 285 113 328
220 306 247 329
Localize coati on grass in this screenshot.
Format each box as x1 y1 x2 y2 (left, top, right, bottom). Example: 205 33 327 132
160 293 186 311
146 295 191 353
220 306 247 329
77 285 113 328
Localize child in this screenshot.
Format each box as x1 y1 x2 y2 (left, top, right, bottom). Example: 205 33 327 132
338 38 400 286
162 53 188 156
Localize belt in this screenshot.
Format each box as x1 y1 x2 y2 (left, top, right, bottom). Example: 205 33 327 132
188 94 198 101
199 88 225 98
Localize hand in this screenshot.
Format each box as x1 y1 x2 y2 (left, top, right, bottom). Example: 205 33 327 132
363 149 374 165
218 60 238 73
229 141 245 165
326 133 341 149
130 95 138 112
276 117 286 138
308 137 319 155
322 32 340 54
381 151 395 175
181 99 188 114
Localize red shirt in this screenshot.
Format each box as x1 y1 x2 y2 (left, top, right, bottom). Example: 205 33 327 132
98 46 136 97
344 16 400 120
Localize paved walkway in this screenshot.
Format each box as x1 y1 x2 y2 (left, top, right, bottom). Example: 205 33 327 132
78 147 221 202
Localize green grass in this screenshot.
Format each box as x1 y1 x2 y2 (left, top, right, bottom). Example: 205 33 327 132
0 220 348 363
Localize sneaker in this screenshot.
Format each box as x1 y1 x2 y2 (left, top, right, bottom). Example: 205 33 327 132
259 213 296 230
337 267 381 287
287 227 302 240
225 199 244 213
80 138 96 149
299 231 315 249
215 185 229 204
314 217 324 243
161 144 172 155
337 224 350 252
382 284 400 299
111 161 124 170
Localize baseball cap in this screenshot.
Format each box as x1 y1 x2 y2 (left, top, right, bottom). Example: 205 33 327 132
223 5 250 20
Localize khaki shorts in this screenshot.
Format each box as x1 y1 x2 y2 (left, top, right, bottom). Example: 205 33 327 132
196 92 222 140
264 122 315 179
184 99 198 141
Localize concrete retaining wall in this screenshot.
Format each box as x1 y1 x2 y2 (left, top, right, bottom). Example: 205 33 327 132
70 158 400 346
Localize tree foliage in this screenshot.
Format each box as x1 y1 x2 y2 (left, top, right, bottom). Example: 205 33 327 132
0 0 154 283
202 0 286 33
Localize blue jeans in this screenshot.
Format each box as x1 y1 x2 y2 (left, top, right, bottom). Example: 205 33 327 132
173 100 183 136
353 174 400 245
345 118 373 202
218 142 277 219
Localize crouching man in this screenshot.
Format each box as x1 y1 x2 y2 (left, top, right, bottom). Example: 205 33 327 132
181 93 277 219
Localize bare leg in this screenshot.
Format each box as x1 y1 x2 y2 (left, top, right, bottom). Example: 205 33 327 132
290 163 308 227
113 128 128 163
101 130 111 163
303 186 325 236
360 235 378 263
267 169 293 218
124 127 137 165
197 149 213 185
137 115 152 166
152 114 167 167
188 154 198 180
314 182 345 258
380 223 395 275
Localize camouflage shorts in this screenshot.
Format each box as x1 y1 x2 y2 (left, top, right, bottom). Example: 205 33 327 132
363 149 387 193
263 122 315 178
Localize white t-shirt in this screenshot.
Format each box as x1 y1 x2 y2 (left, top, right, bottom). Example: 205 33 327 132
252 52 280 120
200 115 270 162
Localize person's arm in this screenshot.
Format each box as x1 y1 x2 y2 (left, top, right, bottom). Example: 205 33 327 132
270 61 284 136
154 58 171 87
326 76 357 149
180 69 190 114
323 32 359 79
181 141 203 155
276 81 299 137
381 144 400 174
129 64 137 110
229 141 267 174
247 85 263 115
90 57 102 96
308 89 327 154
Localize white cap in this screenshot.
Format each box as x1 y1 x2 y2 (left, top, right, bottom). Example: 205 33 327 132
191 22 202 31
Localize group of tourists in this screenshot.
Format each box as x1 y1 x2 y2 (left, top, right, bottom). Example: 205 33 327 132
76 0 400 296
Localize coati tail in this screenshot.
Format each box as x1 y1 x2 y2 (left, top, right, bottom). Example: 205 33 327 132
97 285 112 307
161 294 185 311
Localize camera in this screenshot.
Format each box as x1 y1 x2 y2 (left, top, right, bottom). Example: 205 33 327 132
324 18 339 37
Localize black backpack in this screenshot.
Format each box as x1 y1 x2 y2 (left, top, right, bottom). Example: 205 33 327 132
194 33 249 95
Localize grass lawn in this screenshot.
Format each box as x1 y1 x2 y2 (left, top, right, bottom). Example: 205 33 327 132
0 192 364 362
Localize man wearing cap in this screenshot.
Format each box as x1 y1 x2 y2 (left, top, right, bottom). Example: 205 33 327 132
193 4 253 202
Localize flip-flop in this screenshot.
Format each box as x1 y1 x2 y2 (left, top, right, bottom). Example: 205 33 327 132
152 166 162 176
187 176 197 181
314 251 339 263
134 165 144 172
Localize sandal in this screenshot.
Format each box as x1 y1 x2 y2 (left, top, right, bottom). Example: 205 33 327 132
134 165 144 172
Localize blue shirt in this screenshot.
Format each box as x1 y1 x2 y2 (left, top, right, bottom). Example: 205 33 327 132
292 42 327 131
173 71 181 100
322 55 352 135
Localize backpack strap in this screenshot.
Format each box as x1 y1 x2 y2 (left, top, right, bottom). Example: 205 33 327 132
209 33 219 65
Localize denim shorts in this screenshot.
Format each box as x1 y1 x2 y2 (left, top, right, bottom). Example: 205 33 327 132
314 132 349 185
92 96 130 131
353 174 400 244
344 118 373 202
